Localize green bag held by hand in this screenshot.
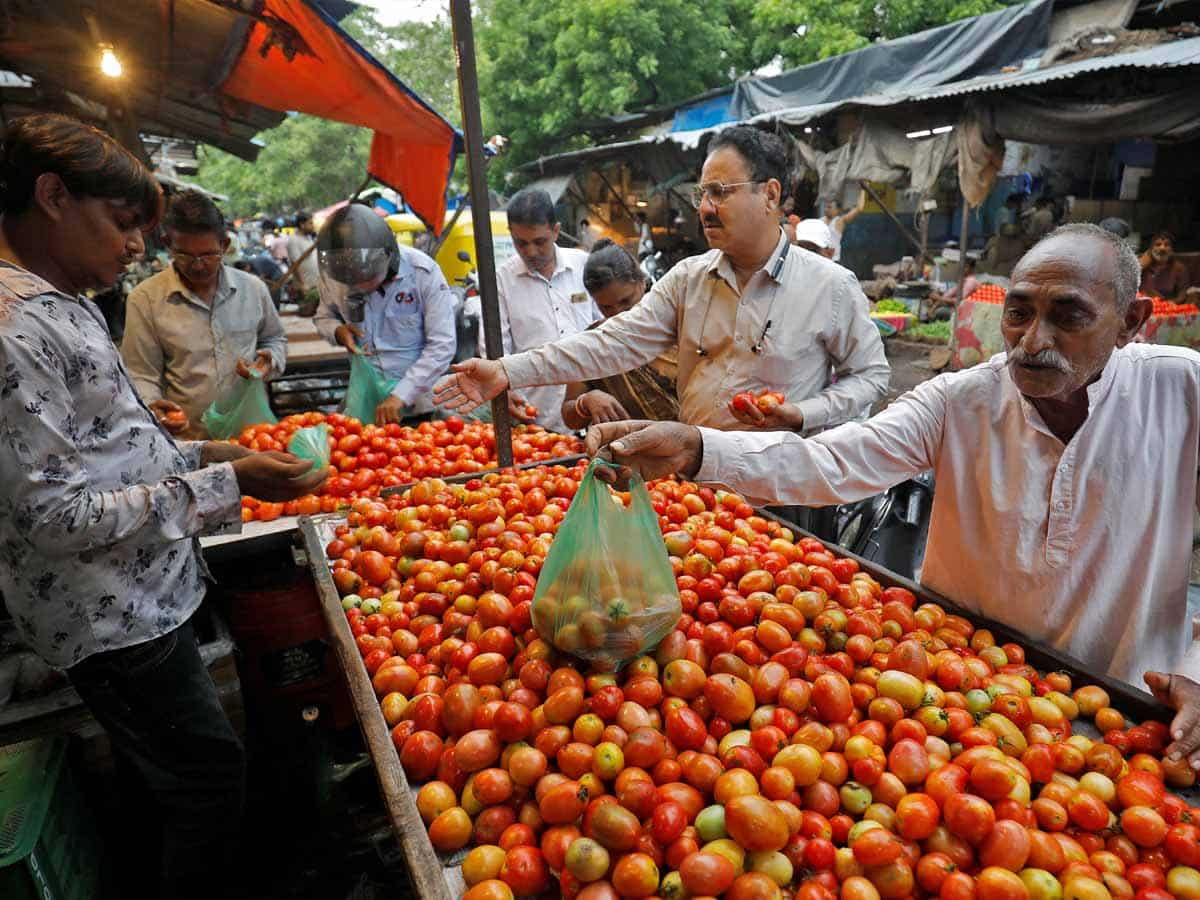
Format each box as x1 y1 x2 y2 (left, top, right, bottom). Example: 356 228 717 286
200 369 277 440
287 423 331 470
531 460 682 671
342 352 398 425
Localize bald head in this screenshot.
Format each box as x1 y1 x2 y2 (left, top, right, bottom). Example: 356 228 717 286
1003 224 1151 402
1016 223 1140 313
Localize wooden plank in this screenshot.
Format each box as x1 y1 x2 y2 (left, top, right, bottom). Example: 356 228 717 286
757 510 1175 724
300 516 461 900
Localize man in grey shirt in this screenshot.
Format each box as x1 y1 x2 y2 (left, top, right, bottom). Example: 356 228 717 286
122 190 287 437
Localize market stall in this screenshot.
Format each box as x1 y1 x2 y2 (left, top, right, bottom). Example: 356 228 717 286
297 460 1199 900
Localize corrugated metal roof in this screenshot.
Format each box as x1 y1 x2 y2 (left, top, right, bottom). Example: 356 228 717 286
749 34 1200 126
900 33 1200 101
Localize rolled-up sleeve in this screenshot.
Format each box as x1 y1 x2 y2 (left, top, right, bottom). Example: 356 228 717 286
696 373 947 507
254 281 288 375
391 267 458 406
502 274 682 389
120 285 166 405
795 274 890 430
0 336 243 557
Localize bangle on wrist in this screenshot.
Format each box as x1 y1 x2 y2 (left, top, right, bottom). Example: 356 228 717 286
574 394 590 420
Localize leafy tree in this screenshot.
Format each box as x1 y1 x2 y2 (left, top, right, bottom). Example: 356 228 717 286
193 9 459 217
751 0 1024 69
477 0 771 183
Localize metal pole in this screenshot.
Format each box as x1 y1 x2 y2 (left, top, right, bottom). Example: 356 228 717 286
947 198 972 367
449 0 513 468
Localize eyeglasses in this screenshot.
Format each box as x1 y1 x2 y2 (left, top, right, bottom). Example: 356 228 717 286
690 181 762 208
172 249 222 265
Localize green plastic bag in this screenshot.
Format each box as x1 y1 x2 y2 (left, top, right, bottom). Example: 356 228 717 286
342 352 398 425
200 370 277 440
531 460 682 671
287 424 331 471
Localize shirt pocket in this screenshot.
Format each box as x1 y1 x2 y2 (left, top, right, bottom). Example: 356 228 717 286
754 330 820 385
379 303 424 351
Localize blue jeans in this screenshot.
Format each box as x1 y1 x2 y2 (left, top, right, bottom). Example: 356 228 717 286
68 618 245 900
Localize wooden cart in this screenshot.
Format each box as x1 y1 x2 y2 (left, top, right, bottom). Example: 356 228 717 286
299 507 1190 898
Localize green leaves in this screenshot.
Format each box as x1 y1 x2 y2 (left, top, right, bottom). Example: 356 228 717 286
751 0 1022 69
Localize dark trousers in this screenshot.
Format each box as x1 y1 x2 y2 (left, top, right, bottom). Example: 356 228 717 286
68 618 245 900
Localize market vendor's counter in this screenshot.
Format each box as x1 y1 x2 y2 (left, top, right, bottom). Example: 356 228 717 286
298 502 1193 899
954 292 1200 368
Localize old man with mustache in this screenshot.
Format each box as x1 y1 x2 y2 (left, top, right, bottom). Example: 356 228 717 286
585 223 1200 770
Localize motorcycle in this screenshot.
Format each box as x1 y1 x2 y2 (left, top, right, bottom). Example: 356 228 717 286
831 472 934 581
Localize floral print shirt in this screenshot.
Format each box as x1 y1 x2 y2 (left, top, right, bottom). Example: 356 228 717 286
0 263 242 668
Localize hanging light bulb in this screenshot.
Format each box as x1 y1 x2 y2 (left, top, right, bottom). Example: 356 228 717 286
99 43 122 78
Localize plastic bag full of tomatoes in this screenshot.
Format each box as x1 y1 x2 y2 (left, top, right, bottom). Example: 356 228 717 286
531 459 682 671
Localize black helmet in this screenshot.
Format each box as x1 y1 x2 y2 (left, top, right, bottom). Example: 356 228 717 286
317 203 399 290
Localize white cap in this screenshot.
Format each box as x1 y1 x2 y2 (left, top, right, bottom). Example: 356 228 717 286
794 218 833 249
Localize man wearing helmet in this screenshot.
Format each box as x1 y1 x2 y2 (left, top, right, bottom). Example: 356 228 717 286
314 203 457 424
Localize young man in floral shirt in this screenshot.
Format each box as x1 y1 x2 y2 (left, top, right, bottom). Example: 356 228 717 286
0 113 327 899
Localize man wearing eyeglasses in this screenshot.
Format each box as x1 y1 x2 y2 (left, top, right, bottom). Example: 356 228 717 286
122 190 287 437
435 125 888 434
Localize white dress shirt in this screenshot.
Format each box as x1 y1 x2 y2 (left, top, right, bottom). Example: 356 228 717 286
696 344 1200 688
502 230 889 431
490 246 600 433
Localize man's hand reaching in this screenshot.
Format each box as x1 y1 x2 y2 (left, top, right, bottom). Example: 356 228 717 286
1145 671 1200 770
585 420 704 486
433 358 511 414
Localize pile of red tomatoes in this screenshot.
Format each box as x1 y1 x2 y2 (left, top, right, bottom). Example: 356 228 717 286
1150 299 1200 318
324 462 1200 900
236 412 583 522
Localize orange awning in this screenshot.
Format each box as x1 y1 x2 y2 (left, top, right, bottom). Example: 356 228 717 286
219 0 461 231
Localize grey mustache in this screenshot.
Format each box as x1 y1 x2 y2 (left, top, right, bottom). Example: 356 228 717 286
1009 346 1073 373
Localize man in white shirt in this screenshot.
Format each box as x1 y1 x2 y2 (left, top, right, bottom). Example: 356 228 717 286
585 223 1200 769
436 126 888 434
488 188 600 433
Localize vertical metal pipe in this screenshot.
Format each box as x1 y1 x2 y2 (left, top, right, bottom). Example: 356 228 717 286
449 0 513 467
948 198 972 366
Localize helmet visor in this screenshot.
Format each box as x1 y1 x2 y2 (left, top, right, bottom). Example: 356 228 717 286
318 248 390 288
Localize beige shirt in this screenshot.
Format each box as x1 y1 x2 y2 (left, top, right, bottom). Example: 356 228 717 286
122 264 287 437
490 246 601 433
286 231 320 292
502 230 889 430
696 344 1200 687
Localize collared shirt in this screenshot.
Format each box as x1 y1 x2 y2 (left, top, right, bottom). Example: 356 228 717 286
696 344 1200 687
121 264 287 438
286 231 320 292
314 245 456 411
502 230 889 431
0 263 242 668
491 246 600 433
